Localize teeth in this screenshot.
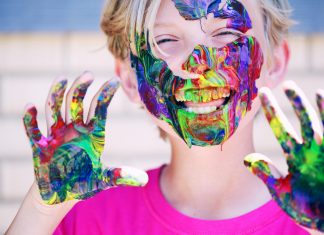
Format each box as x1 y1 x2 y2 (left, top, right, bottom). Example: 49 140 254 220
186 106 217 114
175 87 231 103
212 90 219 99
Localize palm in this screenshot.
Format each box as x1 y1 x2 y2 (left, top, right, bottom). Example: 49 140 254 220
38 127 105 202
24 74 147 205
244 81 324 231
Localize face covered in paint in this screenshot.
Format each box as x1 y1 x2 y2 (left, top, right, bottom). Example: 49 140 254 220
130 0 264 147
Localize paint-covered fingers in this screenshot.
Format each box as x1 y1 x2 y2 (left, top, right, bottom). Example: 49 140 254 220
283 81 322 145
23 104 46 147
87 78 120 134
100 166 148 189
65 72 94 125
243 153 291 205
45 78 68 134
259 87 300 155
70 79 93 130
316 89 324 131
244 153 280 186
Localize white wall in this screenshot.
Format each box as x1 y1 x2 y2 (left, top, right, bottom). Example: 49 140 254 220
0 33 323 233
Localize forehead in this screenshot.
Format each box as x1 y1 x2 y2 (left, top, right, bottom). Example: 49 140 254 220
172 0 247 19
156 0 253 33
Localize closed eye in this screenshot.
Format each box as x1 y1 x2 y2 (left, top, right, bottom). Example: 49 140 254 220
156 38 178 45
213 31 242 38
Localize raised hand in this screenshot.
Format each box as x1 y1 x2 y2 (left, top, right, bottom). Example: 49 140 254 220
23 72 148 205
244 81 324 231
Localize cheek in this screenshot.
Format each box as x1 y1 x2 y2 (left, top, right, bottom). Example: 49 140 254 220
255 63 270 90
249 97 262 116
145 106 181 140
235 96 262 132
249 32 270 90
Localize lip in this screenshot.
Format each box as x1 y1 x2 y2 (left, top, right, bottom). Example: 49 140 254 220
169 88 236 116
189 92 235 117
184 98 225 108
172 72 238 104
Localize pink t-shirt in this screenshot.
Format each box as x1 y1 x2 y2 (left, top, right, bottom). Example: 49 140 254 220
54 165 309 235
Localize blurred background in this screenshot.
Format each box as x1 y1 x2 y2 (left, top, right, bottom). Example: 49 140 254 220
0 0 323 233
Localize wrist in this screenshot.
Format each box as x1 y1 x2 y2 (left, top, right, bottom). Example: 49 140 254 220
29 181 78 215
6 181 79 235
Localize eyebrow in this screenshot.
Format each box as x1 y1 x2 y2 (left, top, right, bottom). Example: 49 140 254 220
154 17 226 29
154 22 176 28
153 21 185 32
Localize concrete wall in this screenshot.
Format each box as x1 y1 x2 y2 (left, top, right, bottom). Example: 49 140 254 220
0 32 323 233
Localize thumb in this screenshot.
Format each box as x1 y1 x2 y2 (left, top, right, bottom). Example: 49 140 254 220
244 153 280 186
100 166 149 189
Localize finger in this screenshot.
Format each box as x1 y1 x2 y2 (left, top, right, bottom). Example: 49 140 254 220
283 81 322 145
70 78 93 128
259 87 301 156
45 78 68 135
65 71 94 125
244 153 279 185
23 104 46 146
244 153 288 202
87 78 120 135
99 166 148 189
244 154 293 211
316 89 324 130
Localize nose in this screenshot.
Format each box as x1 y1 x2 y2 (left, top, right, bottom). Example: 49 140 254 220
182 44 213 75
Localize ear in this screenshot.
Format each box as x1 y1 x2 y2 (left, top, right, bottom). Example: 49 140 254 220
265 40 290 89
115 58 142 104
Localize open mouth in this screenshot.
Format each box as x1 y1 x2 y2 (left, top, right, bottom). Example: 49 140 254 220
173 87 234 114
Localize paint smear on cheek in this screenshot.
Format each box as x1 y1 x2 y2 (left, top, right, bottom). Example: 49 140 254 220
177 36 263 144
131 33 264 147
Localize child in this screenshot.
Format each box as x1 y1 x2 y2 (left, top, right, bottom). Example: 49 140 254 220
6 0 324 234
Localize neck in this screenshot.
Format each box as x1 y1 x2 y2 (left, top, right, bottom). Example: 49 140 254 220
160 122 271 220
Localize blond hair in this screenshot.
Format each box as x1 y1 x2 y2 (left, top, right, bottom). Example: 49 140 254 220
101 0 294 60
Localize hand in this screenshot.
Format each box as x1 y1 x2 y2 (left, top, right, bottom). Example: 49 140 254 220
244 81 324 231
23 72 148 205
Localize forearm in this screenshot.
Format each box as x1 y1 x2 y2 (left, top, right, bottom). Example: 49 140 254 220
5 181 78 235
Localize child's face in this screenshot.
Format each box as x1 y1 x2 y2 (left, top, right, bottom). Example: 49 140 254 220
130 0 269 147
